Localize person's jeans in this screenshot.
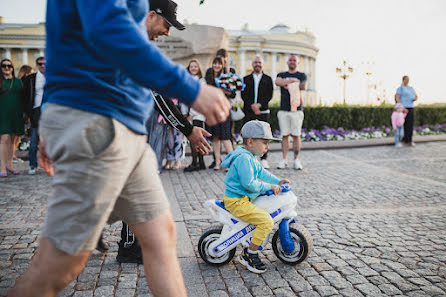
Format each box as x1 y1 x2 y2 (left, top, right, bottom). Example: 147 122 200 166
394 125 404 145
28 127 39 169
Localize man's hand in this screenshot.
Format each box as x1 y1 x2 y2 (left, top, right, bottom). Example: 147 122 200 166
191 85 231 126
271 184 282 195
251 103 261 115
187 127 212 155
37 137 54 176
279 179 290 185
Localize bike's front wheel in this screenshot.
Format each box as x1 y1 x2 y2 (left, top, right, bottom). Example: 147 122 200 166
198 225 236 266
272 223 313 265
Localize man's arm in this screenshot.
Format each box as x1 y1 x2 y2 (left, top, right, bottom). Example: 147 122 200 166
75 0 199 105
153 92 193 137
264 76 274 104
275 77 299 88
153 93 211 154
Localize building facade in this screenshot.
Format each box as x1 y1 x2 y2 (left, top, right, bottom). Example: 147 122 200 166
0 19 319 105
0 18 45 69
228 24 319 105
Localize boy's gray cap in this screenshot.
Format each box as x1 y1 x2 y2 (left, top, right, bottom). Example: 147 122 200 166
241 120 280 141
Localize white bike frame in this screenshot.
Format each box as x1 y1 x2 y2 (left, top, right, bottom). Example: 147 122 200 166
204 190 298 257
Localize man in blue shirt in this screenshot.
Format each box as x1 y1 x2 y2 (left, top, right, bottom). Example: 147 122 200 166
8 0 230 296
396 75 418 146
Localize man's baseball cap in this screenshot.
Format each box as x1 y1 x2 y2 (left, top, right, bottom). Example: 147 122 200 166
150 0 185 30
241 120 280 141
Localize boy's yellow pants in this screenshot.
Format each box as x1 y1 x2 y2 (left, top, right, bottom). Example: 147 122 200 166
223 196 274 246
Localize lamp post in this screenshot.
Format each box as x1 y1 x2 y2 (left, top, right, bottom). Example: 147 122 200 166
336 60 354 105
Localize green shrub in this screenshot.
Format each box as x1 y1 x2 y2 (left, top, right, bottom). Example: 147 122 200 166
234 105 446 133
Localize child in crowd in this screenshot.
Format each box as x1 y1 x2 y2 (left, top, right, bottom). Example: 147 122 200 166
391 103 407 147
221 120 289 273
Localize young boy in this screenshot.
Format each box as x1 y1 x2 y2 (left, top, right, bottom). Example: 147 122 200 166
221 120 289 273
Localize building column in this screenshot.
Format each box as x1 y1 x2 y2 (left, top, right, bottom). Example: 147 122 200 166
271 51 277 80
22 48 28 65
311 58 316 91
39 49 44 57
5 48 11 59
240 49 246 77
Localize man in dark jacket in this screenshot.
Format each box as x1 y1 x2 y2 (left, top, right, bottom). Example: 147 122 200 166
22 56 45 175
241 56 274 168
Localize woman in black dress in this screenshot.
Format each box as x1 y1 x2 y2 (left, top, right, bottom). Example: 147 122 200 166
205 57 234 170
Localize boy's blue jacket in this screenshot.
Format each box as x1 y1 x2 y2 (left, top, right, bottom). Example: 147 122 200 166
44 0 200 135
222 146 281 201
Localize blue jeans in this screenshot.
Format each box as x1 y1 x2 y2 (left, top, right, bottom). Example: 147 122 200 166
394 125 404 145
28 127 39 169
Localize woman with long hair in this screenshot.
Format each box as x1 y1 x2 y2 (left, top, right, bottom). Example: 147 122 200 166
0 59 25 177
184 59 207 172
205 56 234 170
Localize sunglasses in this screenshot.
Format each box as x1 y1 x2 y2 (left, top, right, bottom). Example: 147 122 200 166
1 64 13 69
37 62 45 66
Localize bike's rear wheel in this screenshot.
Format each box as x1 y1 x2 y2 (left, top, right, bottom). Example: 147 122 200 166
272 223 313 265
198 225 236 266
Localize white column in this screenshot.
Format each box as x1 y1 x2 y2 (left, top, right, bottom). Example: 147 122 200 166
39 49 44 57
5 48 11 59
284 54 289 69
22 48 28 65
271 51 277 80
311 58 316 91
240 49 246 77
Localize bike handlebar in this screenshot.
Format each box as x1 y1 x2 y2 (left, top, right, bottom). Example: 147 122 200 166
258 183 291 197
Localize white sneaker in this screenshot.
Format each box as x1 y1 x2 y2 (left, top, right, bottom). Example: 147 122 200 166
261 159 270 169
277 160 288 169
28 168 36 175
395 143 403 148
294 159 303 170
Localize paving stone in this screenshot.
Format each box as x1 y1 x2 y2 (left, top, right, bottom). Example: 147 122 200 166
355 283 382 296
314 286 338 297
378 283 402 296
3 143 446 297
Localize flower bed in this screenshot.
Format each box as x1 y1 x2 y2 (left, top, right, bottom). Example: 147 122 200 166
232 124 446 144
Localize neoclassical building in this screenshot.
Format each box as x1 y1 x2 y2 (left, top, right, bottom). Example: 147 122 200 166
0 19 319 105
0 18 45 68
227 24 319 105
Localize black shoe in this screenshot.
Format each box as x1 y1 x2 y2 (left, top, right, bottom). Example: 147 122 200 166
95 234 109 253
116 241 143 264
208 161 216 169
117 223 143 264
238 248 267 274
184 164 198 172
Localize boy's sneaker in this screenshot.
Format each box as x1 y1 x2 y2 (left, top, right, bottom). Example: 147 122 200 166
28 167 36 175
395 143 403 148
238 248 267 274
261 159 270 169
276 160 288 169
294 159 303 170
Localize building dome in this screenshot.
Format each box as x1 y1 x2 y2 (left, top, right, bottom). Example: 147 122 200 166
269 24 290 34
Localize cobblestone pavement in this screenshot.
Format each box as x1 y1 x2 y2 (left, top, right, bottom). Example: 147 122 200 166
1 142 445 297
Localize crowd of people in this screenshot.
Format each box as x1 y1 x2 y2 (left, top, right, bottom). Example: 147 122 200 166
3 0 420 295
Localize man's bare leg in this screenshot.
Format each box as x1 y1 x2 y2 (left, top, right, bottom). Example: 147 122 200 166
282 135 290 160
292 135 301 159
8 237 91 297
130 209 187 297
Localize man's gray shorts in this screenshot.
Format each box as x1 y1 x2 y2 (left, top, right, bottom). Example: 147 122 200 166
39 103 170 255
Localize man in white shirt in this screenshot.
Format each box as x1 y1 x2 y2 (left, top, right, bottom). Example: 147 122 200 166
241 56 274 168
23 57 46 175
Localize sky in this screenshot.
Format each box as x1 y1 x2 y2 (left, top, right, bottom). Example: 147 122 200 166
2 0 446 105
